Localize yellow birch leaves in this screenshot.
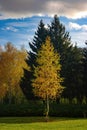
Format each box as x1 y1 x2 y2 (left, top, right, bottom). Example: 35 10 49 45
32 37 63 100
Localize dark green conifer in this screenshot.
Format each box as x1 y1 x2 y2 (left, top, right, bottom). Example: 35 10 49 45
20 20 47 100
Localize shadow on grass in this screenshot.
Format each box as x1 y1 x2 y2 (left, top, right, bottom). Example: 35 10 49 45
0 117 80 124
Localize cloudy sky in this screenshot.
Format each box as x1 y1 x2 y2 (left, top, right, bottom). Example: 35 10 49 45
0 0 87 49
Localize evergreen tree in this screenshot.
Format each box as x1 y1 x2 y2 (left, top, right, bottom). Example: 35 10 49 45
48 15 73 101
48 15 71 54
32 37 63 118
83 46 87 102
63 45 83 103
48 15 83 103
20 20 47 100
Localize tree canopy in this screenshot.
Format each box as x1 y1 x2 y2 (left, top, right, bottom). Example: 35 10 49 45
0 43 28 103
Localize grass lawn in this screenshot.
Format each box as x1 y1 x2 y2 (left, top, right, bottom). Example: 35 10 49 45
0 117 87 130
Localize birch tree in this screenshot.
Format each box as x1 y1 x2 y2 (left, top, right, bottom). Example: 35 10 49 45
32 37 63 118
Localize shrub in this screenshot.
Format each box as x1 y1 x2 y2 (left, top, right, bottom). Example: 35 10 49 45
0 101 87 118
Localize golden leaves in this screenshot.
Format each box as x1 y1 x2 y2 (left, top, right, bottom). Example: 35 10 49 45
32 36 63 100
0 43 28 101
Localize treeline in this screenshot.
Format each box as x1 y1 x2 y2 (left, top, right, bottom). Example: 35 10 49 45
0 15 87 105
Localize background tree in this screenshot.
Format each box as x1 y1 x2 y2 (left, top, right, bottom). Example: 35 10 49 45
82 44 87 102
48 15 72 100
20 20 47 100
32 37 63 118
48 15 83 103
0 43 28 104
63 45 83 103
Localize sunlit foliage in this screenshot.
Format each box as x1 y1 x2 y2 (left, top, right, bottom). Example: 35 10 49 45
0 43 28 103
32 37 63 117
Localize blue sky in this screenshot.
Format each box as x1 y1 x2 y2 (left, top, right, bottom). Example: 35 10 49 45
0 0 87 49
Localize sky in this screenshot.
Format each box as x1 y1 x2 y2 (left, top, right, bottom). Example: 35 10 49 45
0 0 87 49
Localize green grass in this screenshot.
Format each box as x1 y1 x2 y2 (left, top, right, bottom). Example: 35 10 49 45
0 117 87 130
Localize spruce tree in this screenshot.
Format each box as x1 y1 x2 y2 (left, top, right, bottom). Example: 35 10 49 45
83 46 87 102
48 15 83 102
63 45 83 103
48 15 73 101
20 20 47 100
48 15 71 54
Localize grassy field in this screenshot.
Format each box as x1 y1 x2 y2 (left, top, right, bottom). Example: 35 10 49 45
0 117 87 130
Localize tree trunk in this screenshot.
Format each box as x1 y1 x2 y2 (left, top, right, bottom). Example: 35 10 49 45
46 95 49 121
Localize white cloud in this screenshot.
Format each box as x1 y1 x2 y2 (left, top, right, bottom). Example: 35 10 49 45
6 22 37 28
0 0 87 19
69 22 81 30
82 25 87 31
70 31 87 47
7 22 29 27
69 22 87 31
2 26 18 32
